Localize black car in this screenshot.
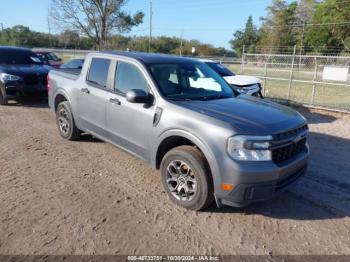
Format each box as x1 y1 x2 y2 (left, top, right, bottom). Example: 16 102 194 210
0 47 50 105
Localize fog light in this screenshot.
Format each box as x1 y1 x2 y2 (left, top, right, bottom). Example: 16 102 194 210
221 183 234 191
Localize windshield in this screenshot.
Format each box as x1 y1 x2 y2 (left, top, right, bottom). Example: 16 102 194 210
148 62 235 101
37 53 59 61
48 53 59 61
206 62 235 77
0 50 43 65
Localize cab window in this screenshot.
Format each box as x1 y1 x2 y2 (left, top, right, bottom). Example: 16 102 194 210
114 62 149 94
87 58 111 88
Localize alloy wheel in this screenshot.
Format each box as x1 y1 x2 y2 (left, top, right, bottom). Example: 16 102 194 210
166 160 197 202
57 107 70 136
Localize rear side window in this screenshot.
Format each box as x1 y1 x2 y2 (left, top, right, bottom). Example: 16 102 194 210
114 62 149 94
87 58 111 88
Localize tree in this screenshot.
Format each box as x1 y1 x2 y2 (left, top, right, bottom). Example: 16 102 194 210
295 0 317 53
59 30 80 48
258 0 298 52
305 0 350 54
230 16 259 56
50 0 144 49
296 0 317 26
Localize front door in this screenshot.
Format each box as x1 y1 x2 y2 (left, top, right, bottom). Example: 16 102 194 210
106 60 155 162
77 58 111 138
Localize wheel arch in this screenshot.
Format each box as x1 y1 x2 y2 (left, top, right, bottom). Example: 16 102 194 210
53 88 73 110
54 93 68 111
153 130 220 182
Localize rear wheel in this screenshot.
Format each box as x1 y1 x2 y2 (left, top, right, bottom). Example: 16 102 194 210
0 87 8 105
160 146 214 211
56 101 80 140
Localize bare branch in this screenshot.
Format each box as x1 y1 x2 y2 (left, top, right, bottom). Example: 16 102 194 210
49 0 144 49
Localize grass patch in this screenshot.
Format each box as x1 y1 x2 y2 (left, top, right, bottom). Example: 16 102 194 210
227 64 350 111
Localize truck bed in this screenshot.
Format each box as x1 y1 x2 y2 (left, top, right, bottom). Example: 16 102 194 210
50 68 81 80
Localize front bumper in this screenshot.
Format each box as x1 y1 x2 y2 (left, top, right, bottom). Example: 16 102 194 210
4 82 47 96
215 148 309 208
220 165 307 207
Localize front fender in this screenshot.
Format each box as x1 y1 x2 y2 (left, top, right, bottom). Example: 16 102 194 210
152 128 221 189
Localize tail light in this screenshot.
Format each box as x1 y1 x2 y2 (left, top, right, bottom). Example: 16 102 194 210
47 74 51 92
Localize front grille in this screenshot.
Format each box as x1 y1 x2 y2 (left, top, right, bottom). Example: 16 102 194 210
271 125 308 164
273 124 308 141
24 74 47 85
24 75 39 85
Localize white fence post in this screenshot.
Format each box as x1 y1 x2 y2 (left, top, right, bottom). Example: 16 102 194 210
287 45 297 100
240 45 245 74
311 58 318 105
263 56 268 95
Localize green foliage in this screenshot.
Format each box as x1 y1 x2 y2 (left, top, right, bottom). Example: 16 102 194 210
305 0 350 54
230 16 259 55
230 0 349 55
0 26 232 57
259 0 299 51
109 35 233 56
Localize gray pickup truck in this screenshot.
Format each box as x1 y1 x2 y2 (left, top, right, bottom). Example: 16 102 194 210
48 51 309 210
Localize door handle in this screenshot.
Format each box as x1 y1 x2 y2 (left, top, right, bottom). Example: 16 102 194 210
81 88 90 94
109 98 121 105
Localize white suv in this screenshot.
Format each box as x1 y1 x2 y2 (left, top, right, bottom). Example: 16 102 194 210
201 59 263 98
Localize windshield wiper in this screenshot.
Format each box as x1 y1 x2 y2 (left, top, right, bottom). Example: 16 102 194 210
167 97 193 101
199 94 231 101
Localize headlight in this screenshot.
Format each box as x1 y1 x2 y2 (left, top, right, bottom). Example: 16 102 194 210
227 135 272 161
0 73 21 82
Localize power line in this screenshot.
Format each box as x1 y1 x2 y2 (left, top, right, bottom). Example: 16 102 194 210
150 20 350 33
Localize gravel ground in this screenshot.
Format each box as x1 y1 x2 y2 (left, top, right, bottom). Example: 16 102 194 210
0 97 349 255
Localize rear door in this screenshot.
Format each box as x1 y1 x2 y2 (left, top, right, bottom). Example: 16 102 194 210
76 57 112 138
106 60 156 162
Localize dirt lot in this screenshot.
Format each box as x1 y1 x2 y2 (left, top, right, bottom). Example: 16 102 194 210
0 97 349 255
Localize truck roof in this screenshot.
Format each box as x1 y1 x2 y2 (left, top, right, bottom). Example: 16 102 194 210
101 51 198 64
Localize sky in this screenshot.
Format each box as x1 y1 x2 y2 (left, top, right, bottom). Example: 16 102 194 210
0 0 281 49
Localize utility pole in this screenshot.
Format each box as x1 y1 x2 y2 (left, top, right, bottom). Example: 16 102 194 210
47 16 52 48
0 23 4 31
148 0 153 53
179 30 184 56
298 21 306 70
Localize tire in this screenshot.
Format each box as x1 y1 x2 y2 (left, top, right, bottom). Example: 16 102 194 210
0 87 8 105
160 145 214 211
56 101 80 140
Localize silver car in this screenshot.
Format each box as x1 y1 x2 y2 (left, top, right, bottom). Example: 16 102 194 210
48 52 309 210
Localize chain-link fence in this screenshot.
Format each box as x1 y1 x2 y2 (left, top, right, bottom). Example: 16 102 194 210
226 50 350 112
35 47 350 112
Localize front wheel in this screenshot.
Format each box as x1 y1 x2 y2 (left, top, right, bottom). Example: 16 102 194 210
160 146 214 211
56 101 80 140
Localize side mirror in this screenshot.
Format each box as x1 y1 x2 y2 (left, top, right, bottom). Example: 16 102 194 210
58 58 62 62
126 89 153 104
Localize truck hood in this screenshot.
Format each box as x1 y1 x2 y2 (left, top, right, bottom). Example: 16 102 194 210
176 95 306 135
224 75 261 86
0 64 50 76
